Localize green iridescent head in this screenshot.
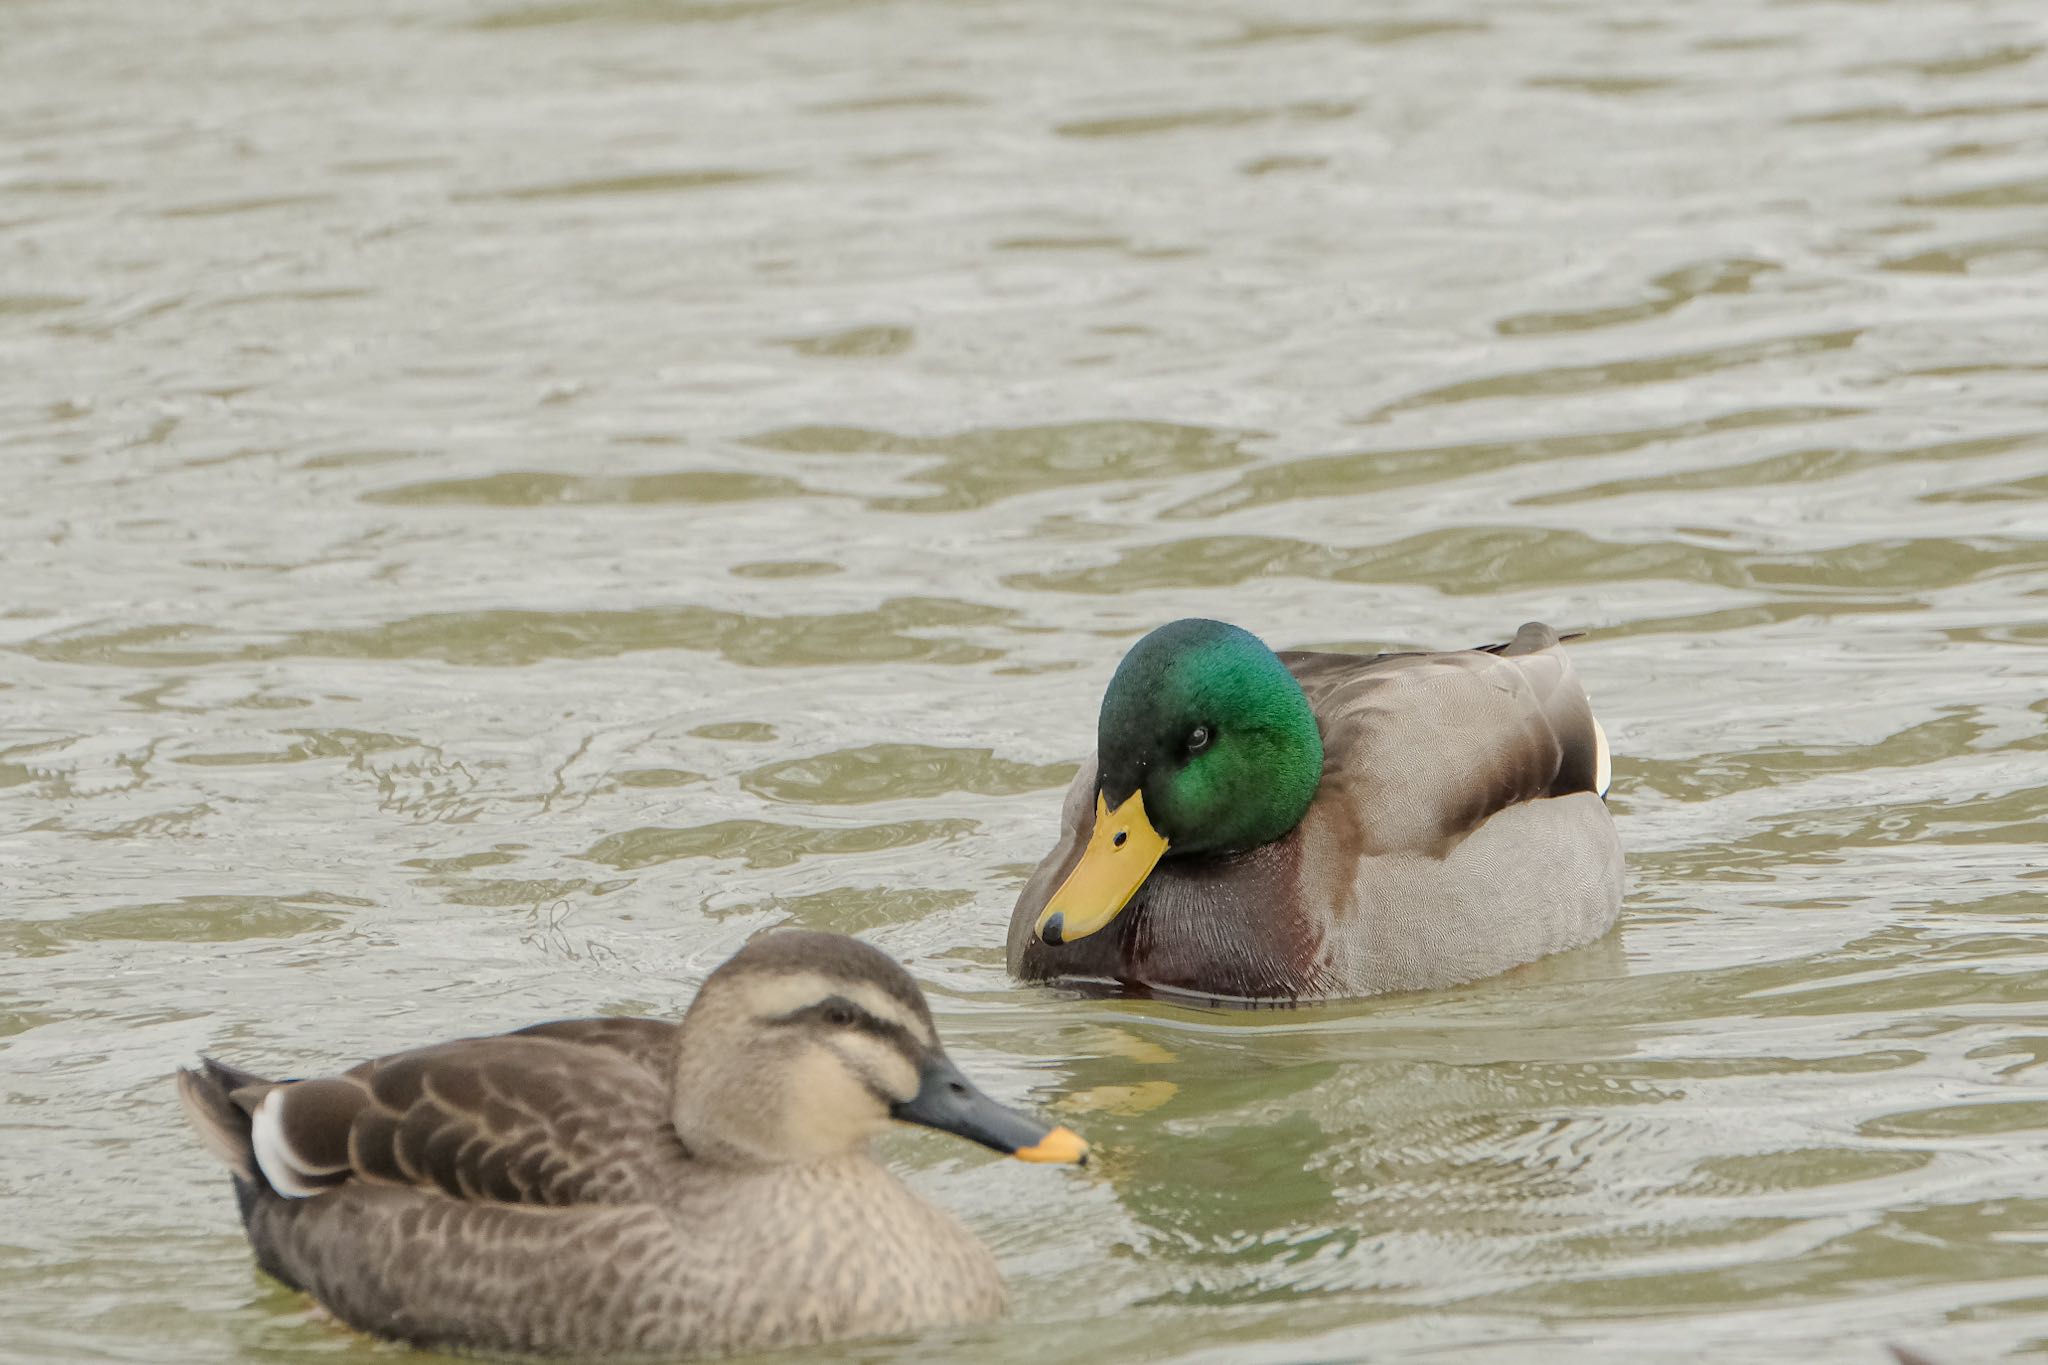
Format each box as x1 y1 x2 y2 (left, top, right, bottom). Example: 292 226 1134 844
1094 618 1324 856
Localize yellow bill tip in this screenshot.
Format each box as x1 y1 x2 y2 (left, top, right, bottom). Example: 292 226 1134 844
1013 1125 1089 1165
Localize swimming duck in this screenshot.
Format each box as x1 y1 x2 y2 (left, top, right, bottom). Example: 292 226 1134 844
177 931 1087 1359
1007 619 1623 1001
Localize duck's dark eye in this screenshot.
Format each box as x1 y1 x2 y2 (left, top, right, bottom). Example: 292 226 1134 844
1186 725 1212 755
823 1002 857 1028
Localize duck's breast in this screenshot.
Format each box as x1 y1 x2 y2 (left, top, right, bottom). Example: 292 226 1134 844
249 1157 1006 1359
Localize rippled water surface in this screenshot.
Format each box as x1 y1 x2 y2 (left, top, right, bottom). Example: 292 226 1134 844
6 0 2048 1361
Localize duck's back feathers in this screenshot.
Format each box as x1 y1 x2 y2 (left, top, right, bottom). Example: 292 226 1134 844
511 1015 679 1074
222 1032 679 1211
1282 622 1608 856
180 1022 681 1212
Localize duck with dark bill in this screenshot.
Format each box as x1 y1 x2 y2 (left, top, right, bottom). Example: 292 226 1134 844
177 931 1086 1361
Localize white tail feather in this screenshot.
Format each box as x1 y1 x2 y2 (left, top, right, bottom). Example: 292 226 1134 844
1591 715 1612 798
251 1090 328 1198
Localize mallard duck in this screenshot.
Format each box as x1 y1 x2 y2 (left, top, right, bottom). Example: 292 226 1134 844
1006 619 1623 1001
177 931 1087 1359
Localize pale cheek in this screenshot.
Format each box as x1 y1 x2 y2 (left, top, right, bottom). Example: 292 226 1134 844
778 1050 887 1158
832 1033 921 1104
869 1047 920 1104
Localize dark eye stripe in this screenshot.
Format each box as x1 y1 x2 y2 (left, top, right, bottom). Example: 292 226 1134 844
769 995 924 1061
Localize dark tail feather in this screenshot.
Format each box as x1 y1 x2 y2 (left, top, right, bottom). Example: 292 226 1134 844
1477 622 1585 656
175 1056 271 1185
177 1058 308 1289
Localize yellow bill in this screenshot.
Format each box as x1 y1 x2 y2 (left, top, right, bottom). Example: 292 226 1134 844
1012 1125 1089 1165
1033 791 1169 945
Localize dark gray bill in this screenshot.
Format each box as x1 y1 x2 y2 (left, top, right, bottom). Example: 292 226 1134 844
890 1053 1088 1165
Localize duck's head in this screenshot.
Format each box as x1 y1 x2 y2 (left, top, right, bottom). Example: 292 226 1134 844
671 930 1087 1167
1034 618 1322 947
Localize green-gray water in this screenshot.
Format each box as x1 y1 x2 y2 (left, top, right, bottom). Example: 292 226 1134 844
5 0 2047 1361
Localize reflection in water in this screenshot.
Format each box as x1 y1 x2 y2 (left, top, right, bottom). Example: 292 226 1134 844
6 0 2048 1361
23 598 1016 669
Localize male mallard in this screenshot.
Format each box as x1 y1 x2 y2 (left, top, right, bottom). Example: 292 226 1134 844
177 931 1087 1359
1007 619 1622 1001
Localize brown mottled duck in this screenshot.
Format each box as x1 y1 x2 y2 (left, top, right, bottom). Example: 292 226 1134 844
178 931 1087 1359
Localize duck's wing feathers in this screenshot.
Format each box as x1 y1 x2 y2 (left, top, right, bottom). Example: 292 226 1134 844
1281 622 1609 856
510 1015 678 1076
197 1030 678 1210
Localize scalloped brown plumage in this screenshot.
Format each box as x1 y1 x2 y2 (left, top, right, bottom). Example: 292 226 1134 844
176 932 1079 1359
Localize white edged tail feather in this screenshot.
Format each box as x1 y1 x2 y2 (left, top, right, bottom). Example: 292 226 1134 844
1591 715 1612 798
251 1088 345 1198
